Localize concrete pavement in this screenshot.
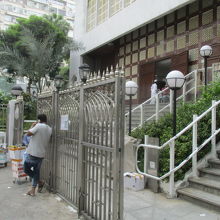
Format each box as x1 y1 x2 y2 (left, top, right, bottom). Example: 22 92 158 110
0 165 79 220
1 163 220 220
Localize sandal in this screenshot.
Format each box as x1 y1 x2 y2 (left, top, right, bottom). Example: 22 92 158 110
38 181 45 193
26 187 36 196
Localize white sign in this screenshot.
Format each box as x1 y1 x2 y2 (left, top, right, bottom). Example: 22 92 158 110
60 115 69 131
149 161 156 169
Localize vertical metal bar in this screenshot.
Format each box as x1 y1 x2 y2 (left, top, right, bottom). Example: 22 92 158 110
194 70 198 102
140 105 144 126
173 90 177 137
77 87 85 216
204 57 207 87
128 95 132 135
170 90 174 114
182 82 186 103
144 135 148 174
155 94 159 122
192 114 198 178
169 139 175 198
212 100 217 158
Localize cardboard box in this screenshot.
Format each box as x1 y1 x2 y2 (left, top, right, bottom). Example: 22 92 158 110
124 172 145 191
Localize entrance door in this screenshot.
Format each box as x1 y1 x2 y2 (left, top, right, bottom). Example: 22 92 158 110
138 62 155 103
171 51 188 75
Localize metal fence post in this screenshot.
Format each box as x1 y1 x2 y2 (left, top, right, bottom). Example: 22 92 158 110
52 90 59 192
169 139 175 198
211 100 217 158
155 94 159 122
192 114 198 178
182 83 186 103
194 70 198 102
77 86 85 216
140 105 144 126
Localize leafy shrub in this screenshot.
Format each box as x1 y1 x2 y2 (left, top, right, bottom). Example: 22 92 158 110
131 82 220 181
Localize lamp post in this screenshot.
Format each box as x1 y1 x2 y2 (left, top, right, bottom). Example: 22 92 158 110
166 70 185 136
79 64 90 84
11 85 23 99
125 80 138 135
54 75 64 91
200 45 212 87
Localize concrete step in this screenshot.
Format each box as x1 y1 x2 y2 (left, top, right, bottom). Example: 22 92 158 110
208 158 220 169
199 167 220 181
177 187 220 212
188 177 220 196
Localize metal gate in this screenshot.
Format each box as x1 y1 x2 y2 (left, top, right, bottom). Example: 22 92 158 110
37 73 125 220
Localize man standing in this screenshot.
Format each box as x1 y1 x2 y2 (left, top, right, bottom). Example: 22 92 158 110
150 79 158 104
24 114 52 196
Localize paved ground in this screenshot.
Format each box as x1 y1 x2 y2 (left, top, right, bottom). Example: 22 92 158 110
124 188 220 220
0 165 79 220
1 164 220 220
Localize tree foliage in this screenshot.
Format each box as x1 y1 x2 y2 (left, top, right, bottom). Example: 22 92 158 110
0 14 82 93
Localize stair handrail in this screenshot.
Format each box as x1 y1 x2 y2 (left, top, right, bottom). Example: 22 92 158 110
125 67 212 131
135 99 220 198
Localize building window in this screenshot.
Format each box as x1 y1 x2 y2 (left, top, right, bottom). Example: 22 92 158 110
87 0 97 31
97 0 108 24
110 0 122 16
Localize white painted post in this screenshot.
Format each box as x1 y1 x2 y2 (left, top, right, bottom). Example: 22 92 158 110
192 114 198 178
170 90 174 114
169 139 175 198
7 100 16 146
182 83 186 103
211 100 217 158
140 105 144 126
156 94 159 122
194 70 198 102
144 135 148 173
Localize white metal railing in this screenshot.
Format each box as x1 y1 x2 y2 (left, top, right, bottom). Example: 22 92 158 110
135 100 220 198
125 67 213 132
23 119 35 132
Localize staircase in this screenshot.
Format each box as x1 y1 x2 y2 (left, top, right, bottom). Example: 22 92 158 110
177 149 220 212
125 103 170 130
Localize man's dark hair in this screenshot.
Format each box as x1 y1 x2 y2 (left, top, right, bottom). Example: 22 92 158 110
37 114 47 123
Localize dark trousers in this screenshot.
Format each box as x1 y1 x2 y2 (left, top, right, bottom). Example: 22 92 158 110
24 154 43 187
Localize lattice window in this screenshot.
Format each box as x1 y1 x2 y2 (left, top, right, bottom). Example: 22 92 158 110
189 15 199 30
189 31 199 46
119 58 124 67
177 36 186 49
147 47 155 58
87 0 97 31
132 53 138 63
120 37 124 45
126 43 131 53
202 0 213 9
167 26 174 38
140 26 146 35
157 30 164 42
132 65 138 75
217 6 220 20
189 48 198 62
148 33 155 45
125 67 130 77
156 44 164 56
148 22 155 32
140 37 146 48
177 7 186 19
202 27 213 42
125 55 131 65
132 40 138 51
126 33 131 42
119 47 124 56
202 10 213 25
133 30 139 39
97 0 108 25
157 17 164 29
139 50 146 61
189 1 199 15
166 40 174 53
177 21 186 34
124 0 136 7
167 12 175 24
109 0 122 16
